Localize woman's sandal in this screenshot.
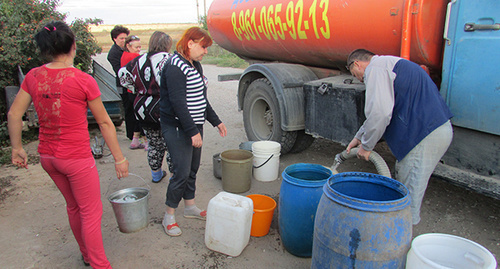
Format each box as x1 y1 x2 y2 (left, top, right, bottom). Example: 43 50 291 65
162 216 182 237
164 222 182 236
183 210 207 220
152 170 167 183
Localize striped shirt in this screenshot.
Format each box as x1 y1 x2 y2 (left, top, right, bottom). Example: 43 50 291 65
160 52 221 138
170 54 207 124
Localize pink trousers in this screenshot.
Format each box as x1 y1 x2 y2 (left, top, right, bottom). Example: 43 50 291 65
40 155 111 269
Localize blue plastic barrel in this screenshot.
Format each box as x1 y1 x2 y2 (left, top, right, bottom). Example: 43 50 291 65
311 172 412 269
279 163 333 257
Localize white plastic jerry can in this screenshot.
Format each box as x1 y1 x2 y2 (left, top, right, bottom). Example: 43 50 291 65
205 191 254 257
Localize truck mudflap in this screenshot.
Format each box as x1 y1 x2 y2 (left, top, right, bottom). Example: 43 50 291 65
238 63 318 153
238 63 318 131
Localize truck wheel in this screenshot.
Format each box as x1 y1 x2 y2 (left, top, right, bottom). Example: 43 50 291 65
243 78 297 154
289 130 315 153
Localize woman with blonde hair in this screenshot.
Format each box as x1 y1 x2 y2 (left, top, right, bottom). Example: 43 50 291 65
121 35 142 66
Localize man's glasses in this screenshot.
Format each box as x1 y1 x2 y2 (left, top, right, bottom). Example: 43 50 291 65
130 35 139 40
346 60 355 71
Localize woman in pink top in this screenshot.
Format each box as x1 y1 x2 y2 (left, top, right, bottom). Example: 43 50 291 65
8 21 128 269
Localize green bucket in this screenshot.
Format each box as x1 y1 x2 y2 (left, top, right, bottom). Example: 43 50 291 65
220 149 253 193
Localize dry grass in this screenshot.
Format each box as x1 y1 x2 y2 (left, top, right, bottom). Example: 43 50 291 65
91 23 248 69
92 23 198 52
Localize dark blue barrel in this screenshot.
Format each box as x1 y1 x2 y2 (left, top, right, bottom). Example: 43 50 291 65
312 172 412 269
279 163 333 257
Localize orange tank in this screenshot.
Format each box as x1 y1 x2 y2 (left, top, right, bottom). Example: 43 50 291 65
207 0 448 71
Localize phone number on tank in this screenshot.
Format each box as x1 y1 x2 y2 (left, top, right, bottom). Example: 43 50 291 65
231 0 331 41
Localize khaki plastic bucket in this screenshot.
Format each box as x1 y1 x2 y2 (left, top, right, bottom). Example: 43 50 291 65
220 149 253 193
246 194 277 237
107 174 150 233
252 141 281 182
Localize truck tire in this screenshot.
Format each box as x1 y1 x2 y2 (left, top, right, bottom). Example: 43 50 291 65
243 78 297 154
289 130 315 153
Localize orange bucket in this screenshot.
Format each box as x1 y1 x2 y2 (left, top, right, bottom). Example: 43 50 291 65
247 194 277 237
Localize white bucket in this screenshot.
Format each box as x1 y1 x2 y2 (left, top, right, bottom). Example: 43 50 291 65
205 192 253 257
252 141 281 182
406 233 497 269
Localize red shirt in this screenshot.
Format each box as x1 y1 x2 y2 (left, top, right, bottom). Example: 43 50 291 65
121 52 140 67
21 65 101 159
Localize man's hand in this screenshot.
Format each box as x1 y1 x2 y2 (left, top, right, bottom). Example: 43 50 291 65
356 146 371 161
346 137 371 161
346 138 361 154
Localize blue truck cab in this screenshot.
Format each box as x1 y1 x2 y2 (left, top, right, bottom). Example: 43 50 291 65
434 0 500 198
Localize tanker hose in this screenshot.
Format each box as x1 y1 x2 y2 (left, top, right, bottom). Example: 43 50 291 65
332 148 392 178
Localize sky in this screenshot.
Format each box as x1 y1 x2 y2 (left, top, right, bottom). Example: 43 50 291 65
57 0 214 25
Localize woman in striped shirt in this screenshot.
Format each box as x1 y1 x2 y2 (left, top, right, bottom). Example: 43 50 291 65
160 27 227 237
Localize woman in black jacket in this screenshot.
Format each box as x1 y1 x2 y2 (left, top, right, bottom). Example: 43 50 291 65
159 27 227 237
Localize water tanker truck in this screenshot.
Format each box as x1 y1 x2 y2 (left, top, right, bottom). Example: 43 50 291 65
207 0 500 198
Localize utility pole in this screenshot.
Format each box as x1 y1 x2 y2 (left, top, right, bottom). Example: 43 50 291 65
196 0 200 25
204 0 207 18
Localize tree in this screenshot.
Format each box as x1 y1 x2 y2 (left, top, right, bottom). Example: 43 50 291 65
200 15 208 30
0 0 102 121
71 18 103 72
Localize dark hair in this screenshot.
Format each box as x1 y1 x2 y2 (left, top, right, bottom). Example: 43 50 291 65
347 49 376 65
34 21 75 58
124 35 140 52
148 31 172 54
176 27 212 58
110 25 130 41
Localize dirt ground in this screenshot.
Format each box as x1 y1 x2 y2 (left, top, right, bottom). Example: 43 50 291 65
1 61 498 268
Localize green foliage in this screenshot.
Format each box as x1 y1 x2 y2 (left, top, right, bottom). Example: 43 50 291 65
200 15 208 30
0 121 8 147
203 43 249 69
0 121 39 165
0 0 65 90
0 148 11 165
0 120 10 165
0 0 103 122
0 0 102 156
71 18 103 72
